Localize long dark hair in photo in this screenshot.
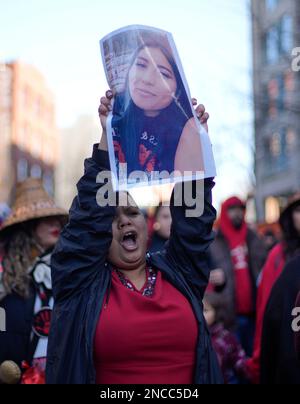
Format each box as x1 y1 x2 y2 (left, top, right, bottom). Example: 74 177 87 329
112 41 194 174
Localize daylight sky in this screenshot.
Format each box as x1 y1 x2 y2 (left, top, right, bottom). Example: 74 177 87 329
0 0 253 209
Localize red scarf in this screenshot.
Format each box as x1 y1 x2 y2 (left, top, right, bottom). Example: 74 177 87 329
219 197 253 315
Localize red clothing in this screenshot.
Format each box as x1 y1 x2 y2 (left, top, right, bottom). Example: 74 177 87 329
219 197 253 315
94 270 198 384
246 243 285 383
210 323 250 384
0 252 4 273
231 243 253 315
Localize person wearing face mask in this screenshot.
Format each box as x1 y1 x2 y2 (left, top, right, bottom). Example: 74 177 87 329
46 91 223 385
209 198 267 357
111 41 206 179
0 179 67 384
247 194 300 383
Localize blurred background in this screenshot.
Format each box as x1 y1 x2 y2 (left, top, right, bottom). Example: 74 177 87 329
0 0 299 230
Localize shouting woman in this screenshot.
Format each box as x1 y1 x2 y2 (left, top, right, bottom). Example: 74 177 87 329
46 91 222 384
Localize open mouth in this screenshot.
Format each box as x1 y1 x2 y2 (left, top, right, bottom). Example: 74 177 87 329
120 231 138 251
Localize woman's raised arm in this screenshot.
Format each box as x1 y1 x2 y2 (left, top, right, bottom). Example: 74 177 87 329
51 92 115 301
166 103 216 300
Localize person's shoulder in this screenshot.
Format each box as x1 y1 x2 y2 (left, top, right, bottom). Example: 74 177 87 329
212 230 227 245
281 254 300 275
258 243 283 276
268 242 285 261
246 227 263 242
268 255 300 303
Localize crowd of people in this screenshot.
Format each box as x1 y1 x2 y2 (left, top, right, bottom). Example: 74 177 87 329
0 91 300 384
148 189 300 384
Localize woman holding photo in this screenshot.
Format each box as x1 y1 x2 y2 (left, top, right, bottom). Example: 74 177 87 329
46 91 222 385
111 41 207 178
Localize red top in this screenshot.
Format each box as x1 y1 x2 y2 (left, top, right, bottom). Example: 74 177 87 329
246 243 285 383
219 197 253 315
94 270 198 384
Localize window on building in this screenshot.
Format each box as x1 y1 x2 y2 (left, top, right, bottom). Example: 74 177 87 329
30 164 42 179
267 74 286 117
17 159 28 181
43 172 54 196
266 26 280 64
284 70 294 92
286 128 296 154
280 14 293 54
265 0 279 12
265 14 293 64
265 196 280 224
266 129 289 174
284 70 294 109
270 132 281 158
268 78 279 117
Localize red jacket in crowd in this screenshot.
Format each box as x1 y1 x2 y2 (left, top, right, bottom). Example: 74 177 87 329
246 243 286 383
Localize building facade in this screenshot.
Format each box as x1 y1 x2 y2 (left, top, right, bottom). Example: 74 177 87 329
252 0 300 222
55 115 100 210
0 61 59 203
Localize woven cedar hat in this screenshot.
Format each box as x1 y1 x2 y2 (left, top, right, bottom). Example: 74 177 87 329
0 178 68 232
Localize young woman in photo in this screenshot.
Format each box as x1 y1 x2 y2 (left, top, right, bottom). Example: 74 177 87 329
111 42 206 178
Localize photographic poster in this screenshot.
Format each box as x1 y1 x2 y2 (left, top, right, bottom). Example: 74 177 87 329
100 25 216 191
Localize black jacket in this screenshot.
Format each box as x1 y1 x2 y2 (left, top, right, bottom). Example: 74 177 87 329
260 256 300 384
0 288 35 369
46 145 223 385
0 250 53 372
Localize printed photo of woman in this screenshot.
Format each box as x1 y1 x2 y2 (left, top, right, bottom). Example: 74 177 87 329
100 26 215 190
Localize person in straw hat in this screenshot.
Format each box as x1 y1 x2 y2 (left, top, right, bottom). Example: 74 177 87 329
0 178 67 384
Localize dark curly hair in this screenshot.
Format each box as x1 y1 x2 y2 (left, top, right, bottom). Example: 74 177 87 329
1 221 42 300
